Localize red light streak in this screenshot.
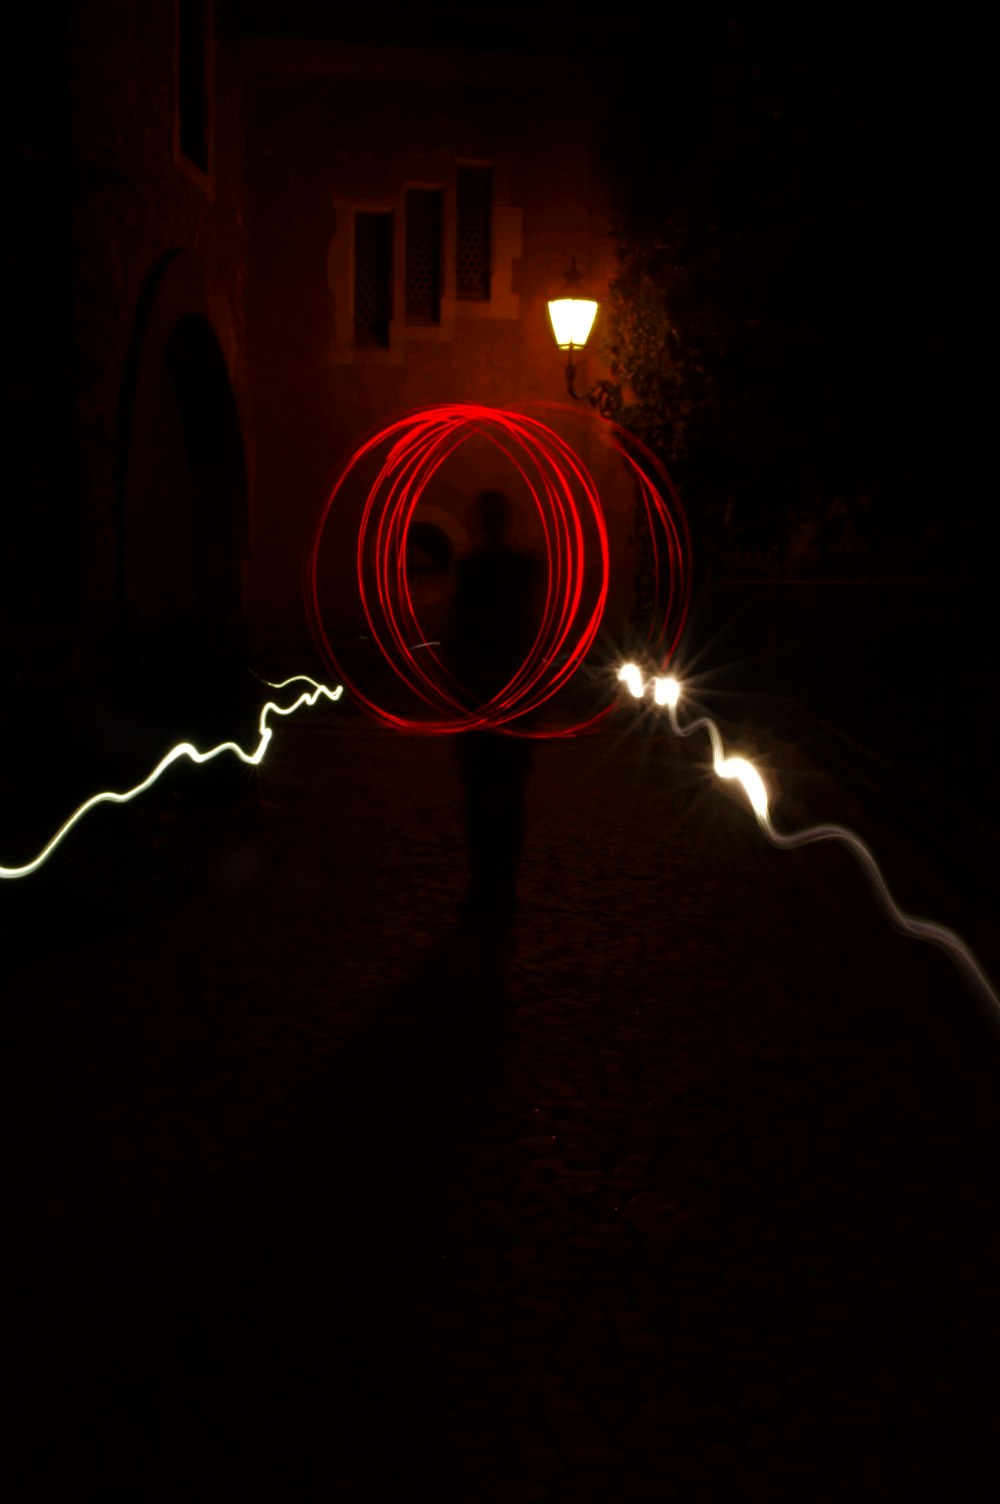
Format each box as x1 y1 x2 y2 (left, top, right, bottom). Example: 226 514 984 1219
305 405 690 735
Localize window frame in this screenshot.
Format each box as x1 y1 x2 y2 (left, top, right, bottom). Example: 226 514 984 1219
404 187 445 327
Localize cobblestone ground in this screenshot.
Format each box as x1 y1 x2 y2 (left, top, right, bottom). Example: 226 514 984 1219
4 702 999 1502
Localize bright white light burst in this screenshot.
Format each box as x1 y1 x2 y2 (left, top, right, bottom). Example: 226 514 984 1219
652 675 681 709
618 663 645 699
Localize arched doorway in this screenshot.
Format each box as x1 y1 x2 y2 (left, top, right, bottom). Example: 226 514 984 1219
123 303 246 627
118 252 250 742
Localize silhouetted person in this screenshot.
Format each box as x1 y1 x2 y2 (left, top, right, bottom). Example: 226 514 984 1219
444 490 542 923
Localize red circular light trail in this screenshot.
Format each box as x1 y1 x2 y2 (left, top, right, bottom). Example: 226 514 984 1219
305 404 690 735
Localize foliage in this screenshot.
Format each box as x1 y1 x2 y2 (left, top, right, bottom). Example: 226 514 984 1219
601 223 742 583
603 241 702 465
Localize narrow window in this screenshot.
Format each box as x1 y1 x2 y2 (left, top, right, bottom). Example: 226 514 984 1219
456 166 492 301
405 190 443 325
354 212 393 347
177 0 209 174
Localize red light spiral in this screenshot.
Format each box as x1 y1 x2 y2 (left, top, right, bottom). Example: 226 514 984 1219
305 404 689 735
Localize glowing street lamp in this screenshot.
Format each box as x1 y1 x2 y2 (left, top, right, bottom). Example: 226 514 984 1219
547 260 599 351
546 259 615 417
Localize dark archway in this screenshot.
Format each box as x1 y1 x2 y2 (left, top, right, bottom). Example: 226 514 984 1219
123 308 247 629
116 253 252 746
165 313 247 621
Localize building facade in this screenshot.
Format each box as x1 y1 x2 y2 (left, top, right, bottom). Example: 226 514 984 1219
240 33 631 671
7 2 631 750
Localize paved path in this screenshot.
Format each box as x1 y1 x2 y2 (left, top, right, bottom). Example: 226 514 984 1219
4 702 999 1502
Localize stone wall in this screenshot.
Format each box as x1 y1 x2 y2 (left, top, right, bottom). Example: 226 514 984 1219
241 39 634 670
70 0 250 658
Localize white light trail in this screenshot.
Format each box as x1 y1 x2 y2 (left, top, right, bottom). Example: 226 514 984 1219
618 663 1000 1027
1 676 343 881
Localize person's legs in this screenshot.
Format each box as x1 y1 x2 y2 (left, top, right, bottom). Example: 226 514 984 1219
454 732 532 919
489 736 531 912
455 731 491 914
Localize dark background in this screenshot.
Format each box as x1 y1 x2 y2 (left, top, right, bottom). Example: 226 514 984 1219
3 9 999 1502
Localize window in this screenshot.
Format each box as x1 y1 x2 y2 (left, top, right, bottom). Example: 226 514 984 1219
354 212 393 347
405 190 443 325
456 166 492 301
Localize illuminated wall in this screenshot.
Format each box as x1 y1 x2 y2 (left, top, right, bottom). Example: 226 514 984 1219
242 39 632 660
10 10 633 715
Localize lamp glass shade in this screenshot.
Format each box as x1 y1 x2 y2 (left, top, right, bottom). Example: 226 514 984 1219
547 296 599 351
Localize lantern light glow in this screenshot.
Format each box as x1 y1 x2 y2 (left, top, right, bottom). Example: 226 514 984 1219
546 296 599 351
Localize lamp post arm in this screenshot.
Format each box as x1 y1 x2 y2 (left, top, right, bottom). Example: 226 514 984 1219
565 345 583 398
565 348 618 419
